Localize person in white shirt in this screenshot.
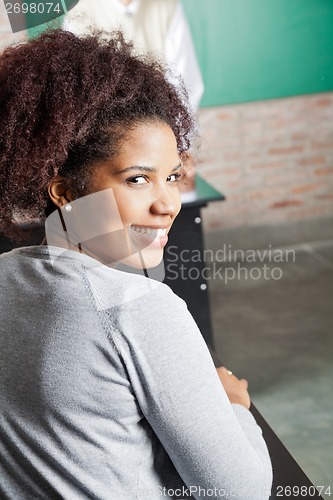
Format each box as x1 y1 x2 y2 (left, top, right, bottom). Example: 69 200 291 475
63 0 204 112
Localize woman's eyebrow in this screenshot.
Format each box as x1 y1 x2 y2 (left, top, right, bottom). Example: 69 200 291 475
117 164 181 174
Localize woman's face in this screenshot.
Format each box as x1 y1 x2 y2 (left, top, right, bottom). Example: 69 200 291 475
69 120 182 269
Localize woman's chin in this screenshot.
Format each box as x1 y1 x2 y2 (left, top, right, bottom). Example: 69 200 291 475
75 231 166 271
118 247 164 270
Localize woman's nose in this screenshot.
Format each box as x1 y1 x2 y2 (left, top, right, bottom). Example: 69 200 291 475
150 185 181 217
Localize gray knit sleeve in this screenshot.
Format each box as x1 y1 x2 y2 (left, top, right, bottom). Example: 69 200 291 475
109 282 273 500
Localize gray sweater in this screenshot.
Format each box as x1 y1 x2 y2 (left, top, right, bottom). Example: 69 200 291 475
0 246 273 500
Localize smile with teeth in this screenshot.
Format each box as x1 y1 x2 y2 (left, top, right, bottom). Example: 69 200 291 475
131 226 167 237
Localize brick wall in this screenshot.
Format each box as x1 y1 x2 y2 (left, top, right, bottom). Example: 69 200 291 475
197 93 333 231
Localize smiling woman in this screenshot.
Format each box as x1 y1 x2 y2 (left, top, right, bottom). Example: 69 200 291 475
0 29 272 500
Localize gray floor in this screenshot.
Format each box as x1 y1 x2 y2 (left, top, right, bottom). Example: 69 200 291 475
206 235 333 498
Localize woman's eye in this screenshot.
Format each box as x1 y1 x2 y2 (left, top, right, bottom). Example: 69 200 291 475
127 175 148 185
167 173 182 183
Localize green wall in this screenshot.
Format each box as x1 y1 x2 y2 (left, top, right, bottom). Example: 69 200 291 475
182 0 333 107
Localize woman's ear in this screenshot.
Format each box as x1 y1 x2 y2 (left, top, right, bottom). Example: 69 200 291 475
48 175 74 208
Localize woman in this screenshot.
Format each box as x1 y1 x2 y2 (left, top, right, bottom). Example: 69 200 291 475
0 30 272 499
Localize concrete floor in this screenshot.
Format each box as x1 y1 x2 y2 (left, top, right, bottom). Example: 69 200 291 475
206 234 333 497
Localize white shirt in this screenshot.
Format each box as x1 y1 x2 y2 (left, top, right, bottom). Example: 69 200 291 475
63 0 204 111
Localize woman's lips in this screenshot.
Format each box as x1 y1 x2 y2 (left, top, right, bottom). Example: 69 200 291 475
130 225 168 248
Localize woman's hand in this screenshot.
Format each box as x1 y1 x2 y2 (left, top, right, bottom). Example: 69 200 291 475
216 366 251 409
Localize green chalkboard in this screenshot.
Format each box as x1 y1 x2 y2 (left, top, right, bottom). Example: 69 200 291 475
182 0 333 107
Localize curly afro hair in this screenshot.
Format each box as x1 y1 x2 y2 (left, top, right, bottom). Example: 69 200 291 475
0 29 195 241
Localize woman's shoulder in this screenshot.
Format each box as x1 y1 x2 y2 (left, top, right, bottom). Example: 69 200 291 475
0 244 184 314
82 253 181 313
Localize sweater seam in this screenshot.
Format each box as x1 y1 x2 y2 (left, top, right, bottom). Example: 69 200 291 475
70 262 124 360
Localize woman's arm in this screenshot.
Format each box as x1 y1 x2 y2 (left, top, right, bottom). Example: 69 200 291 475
112 282 273 500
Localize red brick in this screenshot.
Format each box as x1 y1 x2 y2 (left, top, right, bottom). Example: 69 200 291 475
246 187 285 201
218 167 241 176
203 167 240 178
217 112 233 121
226 180 242 189
315 167 333 176
311 141 333 151
291 183 325 194
265 170 308 186
265 118 294 129
269 199 303 209
288 205 333 219
291 132 310 141
269 145 304 155
314 97 333 107
314 194 333 200
223 152 244 162
298 156 326 166
246 161 289 172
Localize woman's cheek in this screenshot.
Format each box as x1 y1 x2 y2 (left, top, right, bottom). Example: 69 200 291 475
115 190 149 225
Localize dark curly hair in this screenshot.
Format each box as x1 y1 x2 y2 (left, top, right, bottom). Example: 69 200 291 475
0 29 195 241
